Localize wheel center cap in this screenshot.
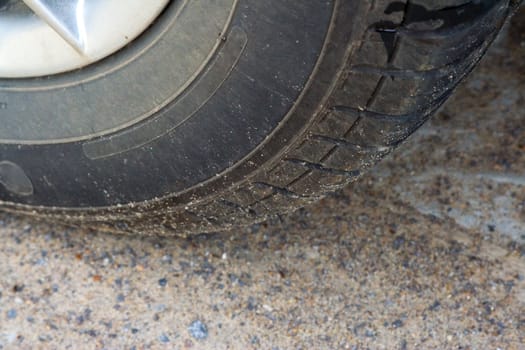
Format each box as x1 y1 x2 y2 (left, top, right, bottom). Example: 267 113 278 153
0 0 170 78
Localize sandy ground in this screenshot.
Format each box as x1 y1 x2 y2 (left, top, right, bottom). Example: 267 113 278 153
0 9 524 350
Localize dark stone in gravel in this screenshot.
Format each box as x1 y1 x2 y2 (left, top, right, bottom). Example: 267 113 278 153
83 329 98 337
364 329 376 338
38 335 51 342
161 254 173 264
189 320 208 340
158 334 170 343
7 309 17 319
158 278 168 287
429 300 441 311
392 319 404 328
76 315 85 325
84 308 92 320
246 296 257 311
393 236 405 250
228 273 246 286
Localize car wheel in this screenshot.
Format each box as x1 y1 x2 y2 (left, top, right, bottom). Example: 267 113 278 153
0 0 520 235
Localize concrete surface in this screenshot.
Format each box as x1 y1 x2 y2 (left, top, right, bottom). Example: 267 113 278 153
0 10 524 350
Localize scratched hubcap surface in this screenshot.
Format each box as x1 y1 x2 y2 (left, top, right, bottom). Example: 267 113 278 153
0 0 170 78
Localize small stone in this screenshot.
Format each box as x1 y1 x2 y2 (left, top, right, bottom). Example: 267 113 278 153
92 275 102 282
158 334 170 343
76 315 85 325
161 255 173 264
246 297 257 311
429 300 441 311
364 329 376 338
153 304 167 312
7 309 17 319
228 273 245 286
188 320 208 340
392 319 404 328
158 278 168 287
392 236 405 250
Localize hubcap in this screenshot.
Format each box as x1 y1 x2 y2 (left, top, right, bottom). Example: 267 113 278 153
0 0 170 78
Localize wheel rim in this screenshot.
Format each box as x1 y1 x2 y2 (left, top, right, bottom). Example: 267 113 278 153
0 0 170 78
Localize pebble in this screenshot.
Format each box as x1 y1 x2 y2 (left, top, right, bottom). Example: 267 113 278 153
392 319 404 328
158 278 168 287
7 309 17 319
429 300 441 311
246 296 257 311
158 334 170 343
152 304 167 313
393 236 405 250
188 320 208 340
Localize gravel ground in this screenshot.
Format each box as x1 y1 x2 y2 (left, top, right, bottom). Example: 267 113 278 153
0 9 524 350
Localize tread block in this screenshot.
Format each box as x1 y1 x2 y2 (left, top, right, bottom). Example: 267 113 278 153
287 168 357 196
322 143 392 173
369 77 432 115
228 184 274 207
344 117 419 148
353 31 394 67
304 168 353 190
286 138 334 164
310 110 359 138
262 162 307 188
332 71 381 109
249 192 312 216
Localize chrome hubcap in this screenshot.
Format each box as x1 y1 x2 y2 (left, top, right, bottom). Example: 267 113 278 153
0 0 170 78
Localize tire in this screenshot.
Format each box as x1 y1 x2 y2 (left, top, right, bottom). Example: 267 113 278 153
0 0 520 235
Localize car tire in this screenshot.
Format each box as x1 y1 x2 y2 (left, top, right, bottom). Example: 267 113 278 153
0 0 520 235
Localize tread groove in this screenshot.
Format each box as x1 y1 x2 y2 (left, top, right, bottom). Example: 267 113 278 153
284 158 360 177
310 134 389 153
331 105 422 123
252 182 307 199
351 64 450 79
